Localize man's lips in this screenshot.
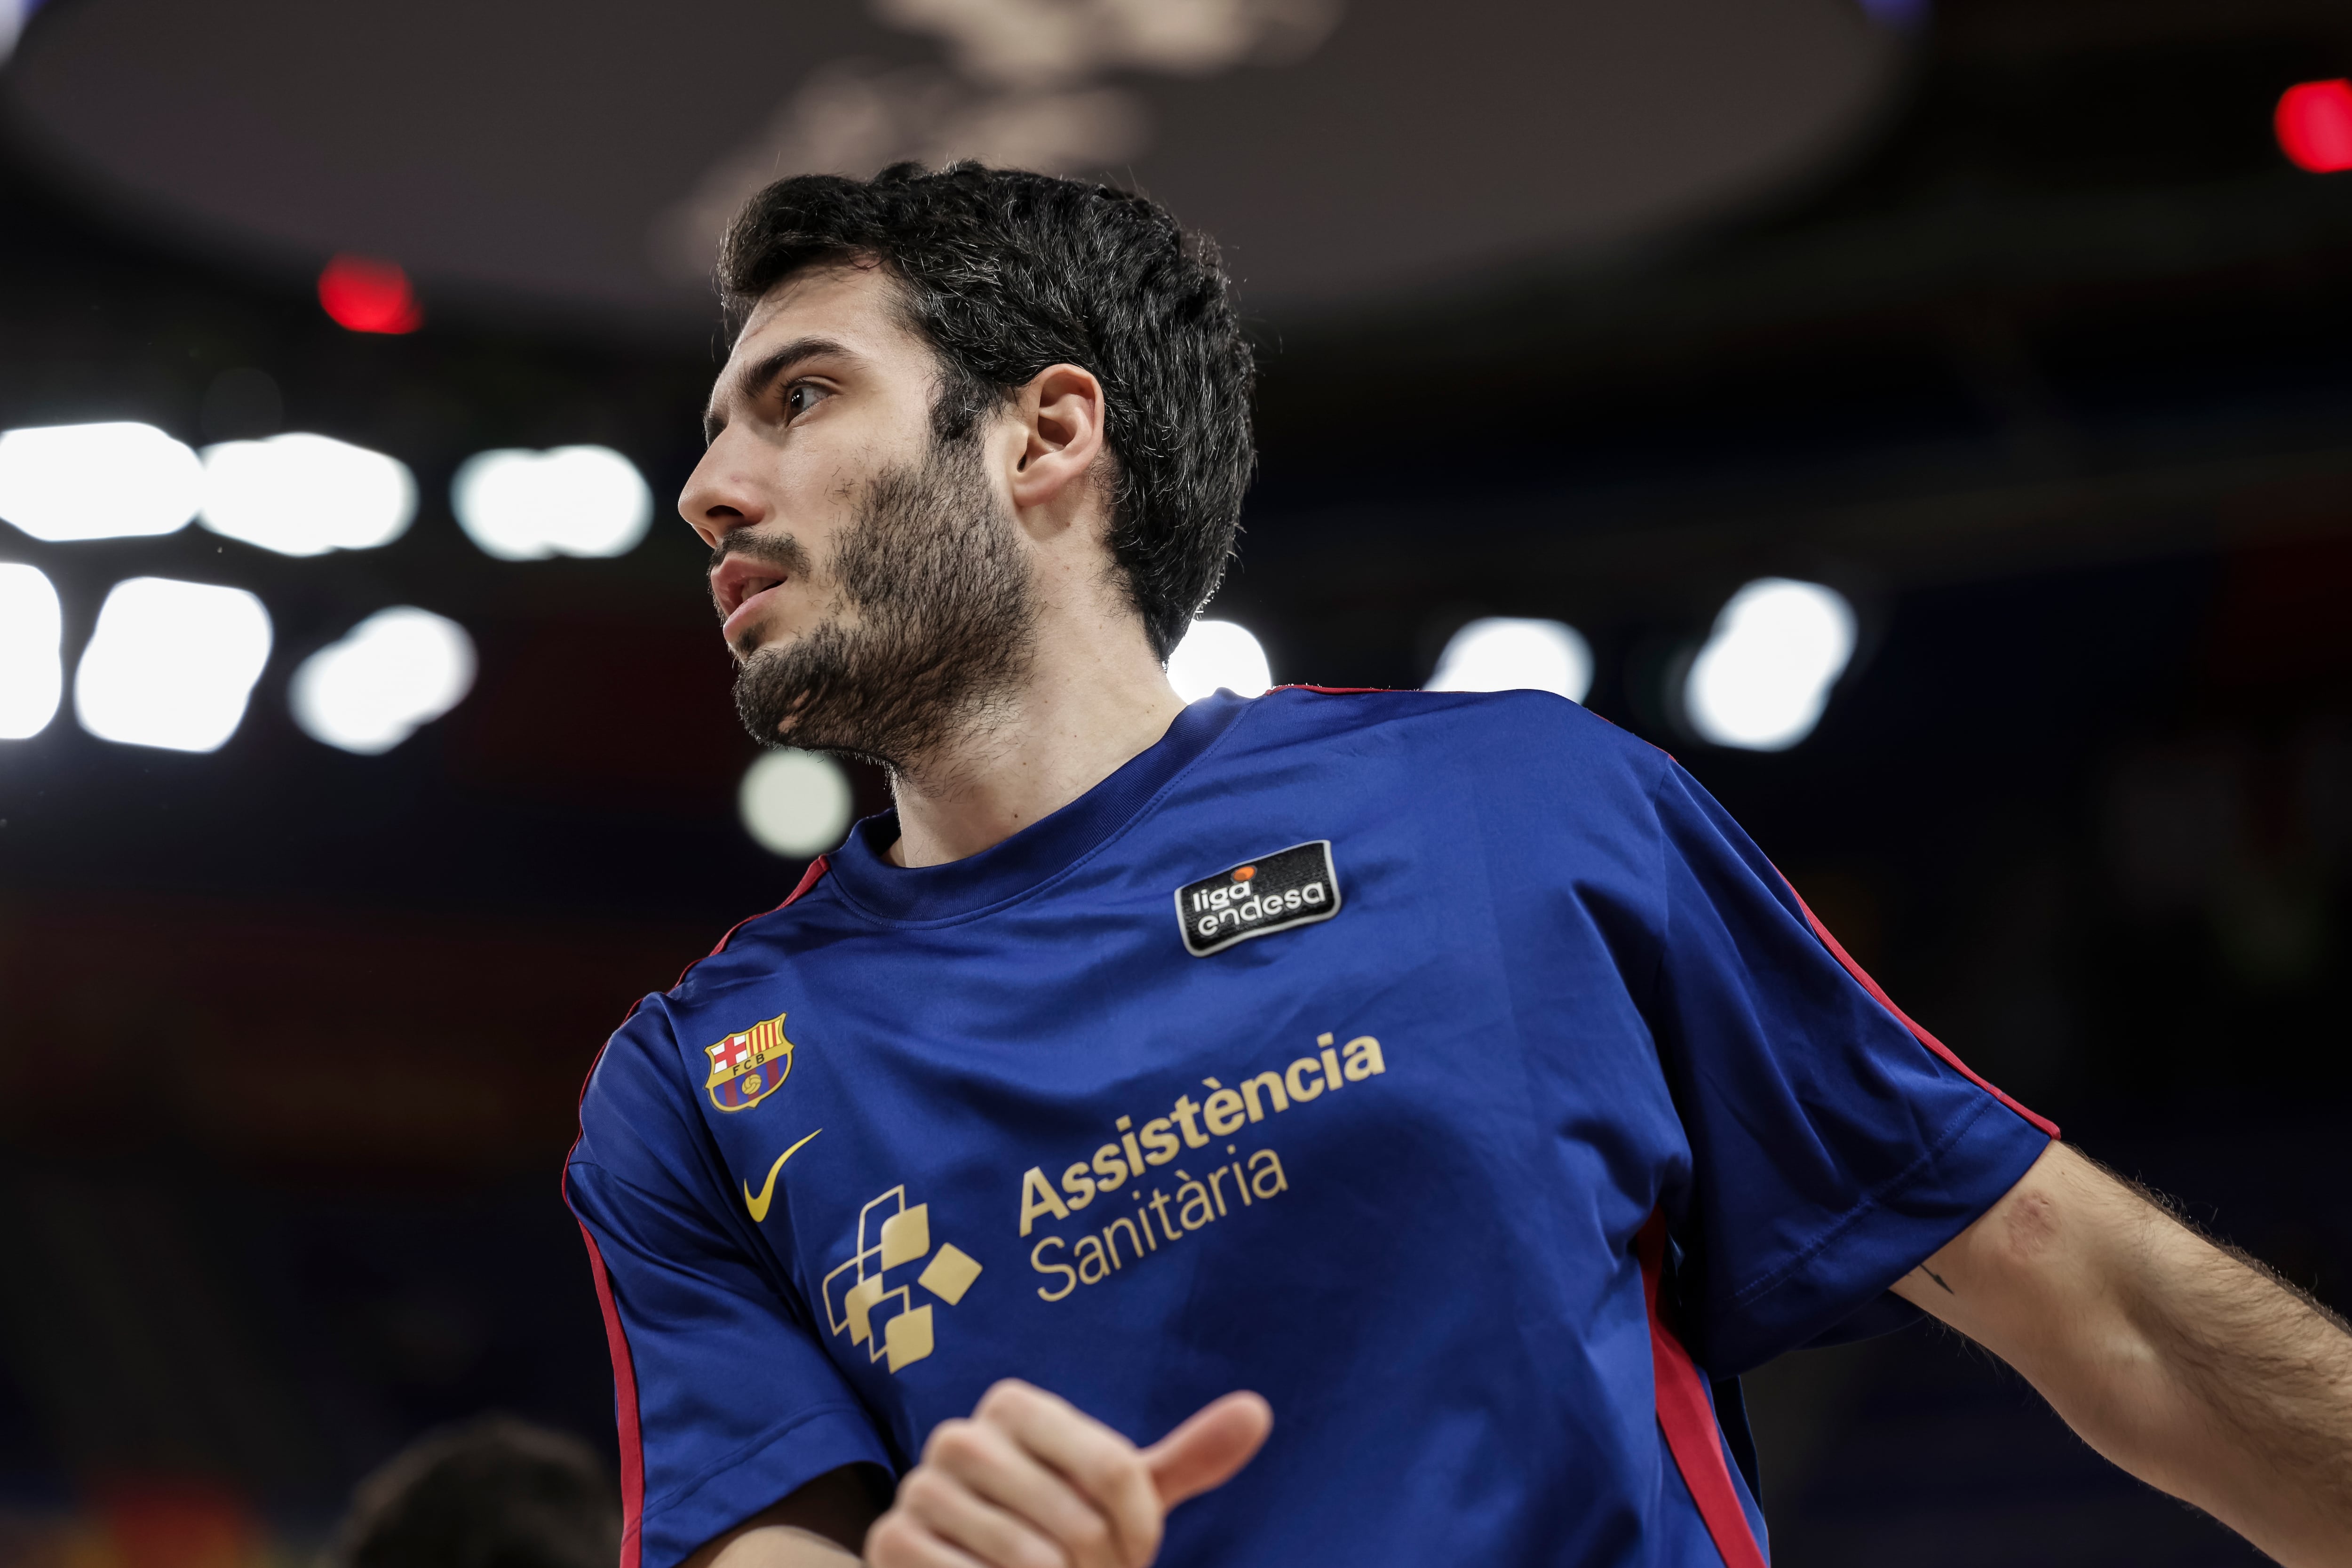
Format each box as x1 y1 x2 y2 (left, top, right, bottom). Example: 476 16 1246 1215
723 582 786 646
712 554 791 645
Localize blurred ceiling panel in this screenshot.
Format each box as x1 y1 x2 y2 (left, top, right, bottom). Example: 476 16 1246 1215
0 0 1905 330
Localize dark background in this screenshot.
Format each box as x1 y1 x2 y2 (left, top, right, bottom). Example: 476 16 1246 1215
3 0 2351 1563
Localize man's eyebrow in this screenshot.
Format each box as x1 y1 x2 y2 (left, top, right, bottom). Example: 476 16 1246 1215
703 335 858 443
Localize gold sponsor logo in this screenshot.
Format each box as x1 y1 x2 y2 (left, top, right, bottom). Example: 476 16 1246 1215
821 1186 985 1374
1017 1030 1386 1303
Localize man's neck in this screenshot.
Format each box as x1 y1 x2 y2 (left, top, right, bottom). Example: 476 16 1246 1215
884 628 1187 869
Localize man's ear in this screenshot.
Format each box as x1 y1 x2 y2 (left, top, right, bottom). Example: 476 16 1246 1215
1008 363 1107 519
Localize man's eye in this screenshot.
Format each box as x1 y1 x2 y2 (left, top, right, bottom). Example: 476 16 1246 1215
783 382 831 420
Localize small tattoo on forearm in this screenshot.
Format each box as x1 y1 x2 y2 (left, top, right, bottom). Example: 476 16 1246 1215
1919 1266 1955 1295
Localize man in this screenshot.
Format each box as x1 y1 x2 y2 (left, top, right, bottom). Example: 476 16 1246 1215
334 1415 621 1568
565 163 2352 1568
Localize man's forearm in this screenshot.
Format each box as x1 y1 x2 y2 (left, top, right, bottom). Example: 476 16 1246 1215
2106 1186 2352 1557
1899 1144 2352 1565
682 1466 878 1568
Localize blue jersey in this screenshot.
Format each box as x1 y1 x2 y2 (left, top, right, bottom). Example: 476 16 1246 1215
566 688 2053 1568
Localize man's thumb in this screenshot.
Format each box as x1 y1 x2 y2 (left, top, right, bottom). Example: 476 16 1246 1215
1141 1391 1274 1510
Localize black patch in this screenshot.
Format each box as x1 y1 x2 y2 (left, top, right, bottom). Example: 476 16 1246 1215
1174 841 1342 957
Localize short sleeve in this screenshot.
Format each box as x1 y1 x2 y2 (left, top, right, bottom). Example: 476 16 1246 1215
566 1008 892 1568
1642 760 2055 1373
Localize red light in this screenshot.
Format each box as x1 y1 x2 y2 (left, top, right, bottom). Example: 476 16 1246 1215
318 254 423 334
2276 80 2352 174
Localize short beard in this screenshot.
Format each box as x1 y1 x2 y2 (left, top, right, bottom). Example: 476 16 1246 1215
730 431 1035 774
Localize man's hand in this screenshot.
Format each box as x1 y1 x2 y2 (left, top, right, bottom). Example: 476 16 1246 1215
687 1385 1270 1568
1895 1141 2352 1565
867 1381 1273 1568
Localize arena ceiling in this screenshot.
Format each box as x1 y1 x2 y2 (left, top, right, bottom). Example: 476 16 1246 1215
0 0 1907 333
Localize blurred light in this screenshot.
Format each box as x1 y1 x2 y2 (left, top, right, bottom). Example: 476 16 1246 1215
0 422 202 542
0 0 24 67
2277 80 2352 174
739 750 854 857
76 578 273 752
1427 617 1592 702
290 607 476 755
318 255 422 334
199 433 416 557
1683 578 1856 751
453 446 653 561
1166 619 1271 702
0 564 63 739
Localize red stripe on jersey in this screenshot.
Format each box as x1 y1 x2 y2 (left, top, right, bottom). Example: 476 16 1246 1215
666 854 833 992
1264 683 1387 694
1639 1211 1768 1568
558 856 836 1568
576 1218 645 1568
1780 880 2060 1141
780 852 833 907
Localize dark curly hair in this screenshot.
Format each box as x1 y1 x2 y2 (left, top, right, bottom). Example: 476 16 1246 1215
334 1416 618 1568
717 162 1255 661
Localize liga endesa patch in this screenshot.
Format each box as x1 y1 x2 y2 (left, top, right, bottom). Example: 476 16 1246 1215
1174 841 1342 957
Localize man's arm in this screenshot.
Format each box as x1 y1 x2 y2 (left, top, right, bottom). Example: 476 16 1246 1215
683 1465 876 1568
1894 1141 2352 1563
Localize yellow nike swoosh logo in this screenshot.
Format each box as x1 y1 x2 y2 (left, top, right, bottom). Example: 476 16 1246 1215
744 1129 822 1223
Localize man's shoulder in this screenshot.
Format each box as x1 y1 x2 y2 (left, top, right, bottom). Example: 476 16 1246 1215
577 876 833 1142
656 852 841 1003
1238 684 1667 779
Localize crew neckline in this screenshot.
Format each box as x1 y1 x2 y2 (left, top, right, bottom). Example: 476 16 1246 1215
822 693 1253 924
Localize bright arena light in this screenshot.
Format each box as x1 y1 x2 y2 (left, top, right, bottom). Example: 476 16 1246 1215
1427 617 1593 702
199 433 417 557
318 255 423 334
1683 578 1856 752
0 564 64 740
739 750 854 857
452 446 652 561
0 422 202 542
290 607 477 755
75 578 273 753
1166 619 1272 702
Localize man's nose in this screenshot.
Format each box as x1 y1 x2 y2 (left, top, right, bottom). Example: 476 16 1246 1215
677 438 765 550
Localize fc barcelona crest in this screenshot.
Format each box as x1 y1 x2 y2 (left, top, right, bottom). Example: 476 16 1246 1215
705 1012 796 1113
